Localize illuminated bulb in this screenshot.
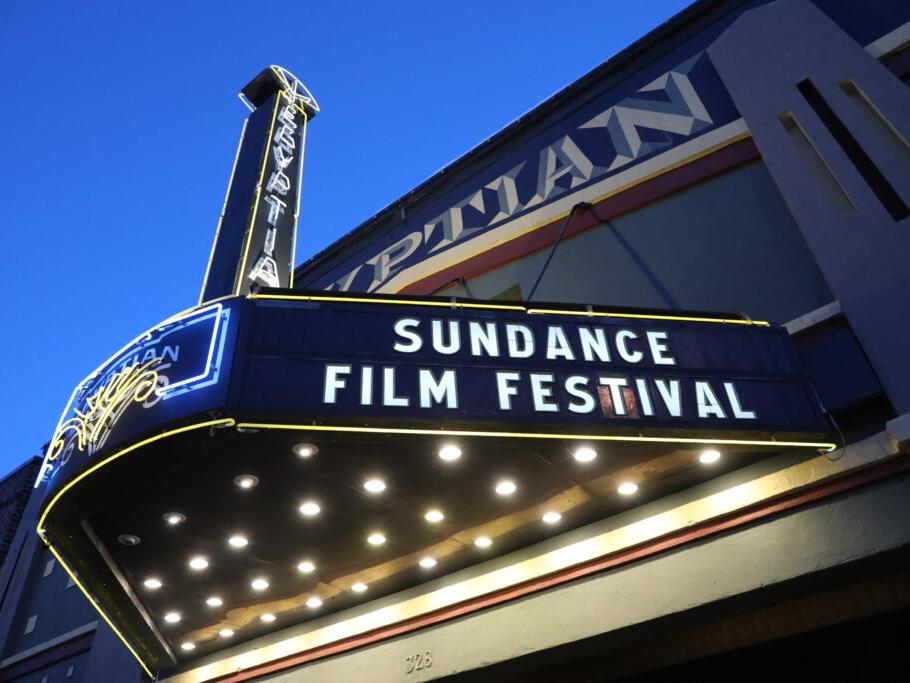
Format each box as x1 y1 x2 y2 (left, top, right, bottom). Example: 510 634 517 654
573 447 597 463
234 474 259 489
351 582 368 593
495 480 517 496
438 445 461 461
542 511 562 524
294 443 318 458
363 478 386 494
419 557 437 568
474 536 493 548
164 612 181 624
228 535 249 548
367 532 386 546
260 613 276 623
424 509 444 523
219 628 234 638
163 512 186 526
188 556 209 571
617 482 638 496
306 596 323 609
699 449 721 464
297 560 316 574
251 577 269 591
206 596 223 607
143 577 162 590
181 642 195 651
299 500 321 517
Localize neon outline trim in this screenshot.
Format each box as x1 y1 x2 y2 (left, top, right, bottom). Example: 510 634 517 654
154 304 223 396
234 422 837 452
36 303 227 487
233 94 283 295
526 307 769 326
49 357 164 460
37 419 236 679
45 544 155 679
247 293 769 325
269 65 320 116
289 112 309 288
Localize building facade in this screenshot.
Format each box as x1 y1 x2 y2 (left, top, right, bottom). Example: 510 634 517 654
3 0 910 681
0 455 141 682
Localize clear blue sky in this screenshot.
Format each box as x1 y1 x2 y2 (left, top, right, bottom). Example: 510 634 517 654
0 0 691 474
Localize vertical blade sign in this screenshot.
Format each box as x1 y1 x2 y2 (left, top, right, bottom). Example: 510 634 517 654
200 66 319 303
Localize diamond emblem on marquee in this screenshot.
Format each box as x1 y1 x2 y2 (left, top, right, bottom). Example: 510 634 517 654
239 65 321 116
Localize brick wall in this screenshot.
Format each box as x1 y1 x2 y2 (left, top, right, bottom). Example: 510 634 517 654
0 458 41 567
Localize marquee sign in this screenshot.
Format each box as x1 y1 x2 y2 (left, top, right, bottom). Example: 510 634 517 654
236 293 829 442
37 293 831 491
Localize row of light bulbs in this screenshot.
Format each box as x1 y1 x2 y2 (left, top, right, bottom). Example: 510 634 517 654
153 442 722 653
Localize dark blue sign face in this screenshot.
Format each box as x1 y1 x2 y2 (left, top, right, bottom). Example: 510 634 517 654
238 297 829 438
36 302 237 491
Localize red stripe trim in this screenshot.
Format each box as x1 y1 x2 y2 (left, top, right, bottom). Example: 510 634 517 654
399 137 760 296
213 455 908 682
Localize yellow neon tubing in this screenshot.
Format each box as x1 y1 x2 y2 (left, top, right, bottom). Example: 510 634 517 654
45 543 154 679
248 293 768 325
526 307 770 326
233 96 282 296
249 292 525 311
37 418 236 679
234 421 837 452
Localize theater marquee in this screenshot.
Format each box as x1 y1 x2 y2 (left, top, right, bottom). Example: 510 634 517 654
35 290 833 677
240 293 827 443
33 66 834 680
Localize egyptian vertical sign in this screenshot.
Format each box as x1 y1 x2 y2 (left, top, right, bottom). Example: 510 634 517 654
200 66 319 303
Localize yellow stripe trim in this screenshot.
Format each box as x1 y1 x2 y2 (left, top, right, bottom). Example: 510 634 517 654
233 94 283 295
44 543 155 679
526 307 769 326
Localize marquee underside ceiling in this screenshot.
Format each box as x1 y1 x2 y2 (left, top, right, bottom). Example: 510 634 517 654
44 424 787 669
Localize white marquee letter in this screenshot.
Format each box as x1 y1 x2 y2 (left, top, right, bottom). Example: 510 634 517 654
393 318 422 353
496 371 521 410
696 382 726 418
566 376 595 413
419 369 458 408
323 364 351 404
